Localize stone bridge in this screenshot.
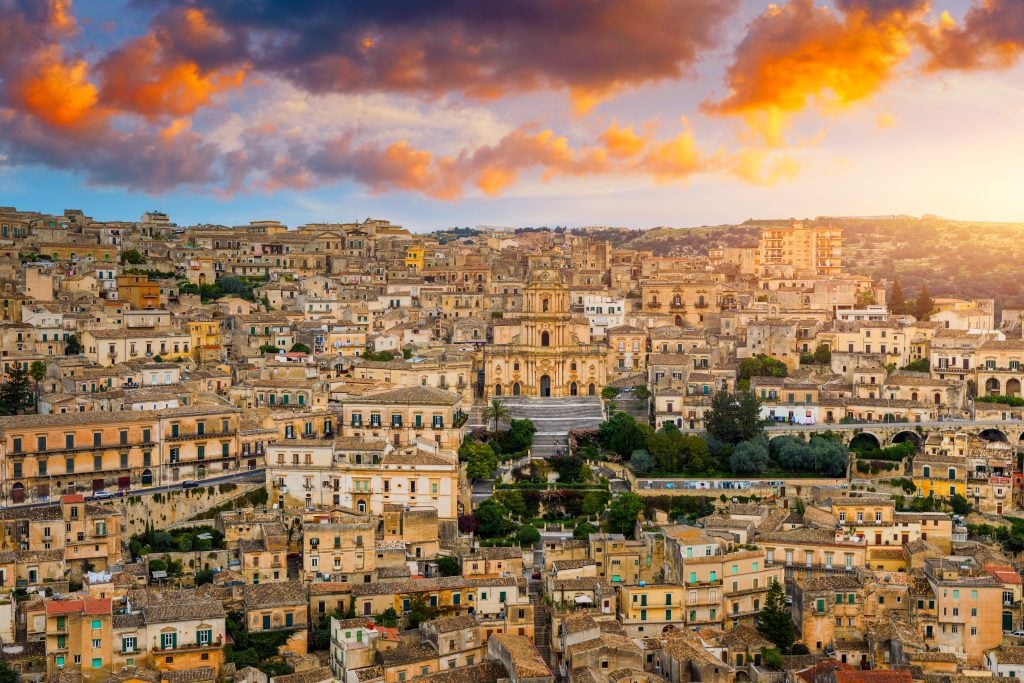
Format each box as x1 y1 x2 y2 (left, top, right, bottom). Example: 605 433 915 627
757 419 1024 451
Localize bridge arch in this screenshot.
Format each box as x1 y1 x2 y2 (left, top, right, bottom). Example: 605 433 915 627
849 432 881 452
891 430 923 449
979 428 1009 443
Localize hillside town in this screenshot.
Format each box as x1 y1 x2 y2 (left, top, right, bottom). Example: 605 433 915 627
0 206 1023 683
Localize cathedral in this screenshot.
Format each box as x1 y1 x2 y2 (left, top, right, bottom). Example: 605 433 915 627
483 268 608 398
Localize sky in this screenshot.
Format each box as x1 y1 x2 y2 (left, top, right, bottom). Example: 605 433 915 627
0 0 1023 231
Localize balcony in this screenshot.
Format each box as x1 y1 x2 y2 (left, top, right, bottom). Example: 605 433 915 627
157 639 222 653
165 429 233 442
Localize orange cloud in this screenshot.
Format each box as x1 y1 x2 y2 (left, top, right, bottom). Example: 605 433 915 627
921 0 1024 71
17 48 100 127
729 148 801 186
705 0 925 145
601 122 649 159
98 34 246 118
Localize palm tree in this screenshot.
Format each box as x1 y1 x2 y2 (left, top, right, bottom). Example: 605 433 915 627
482 398 512 432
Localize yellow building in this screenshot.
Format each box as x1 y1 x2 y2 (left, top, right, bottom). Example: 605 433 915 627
0 406 241 505
81 327 193 366
921 557 1002 665
617 584 685 636
46 597 113 682
912 453 967 500
792 574 863 654
187 319 223 362
405 245 425 271
340 386 466 450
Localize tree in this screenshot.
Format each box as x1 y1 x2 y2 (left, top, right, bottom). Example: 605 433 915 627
500 419 536 453
633 385 651 400
738 355 788 381
601 386 620 400
516 524 541 546
705 390 764 445
363 350 395 361
474 499 513 538
599 412 650 458
606 493 644 538
730 438 769 475
914 285 934 321
629 449 653 475
483 399 512 432
122 249 145 265
290 343 310 353
463 442 499 480
573 520 598 540
0 365 33 416
494 489 527 519
259 343 280 354
890 278 906 315
65 334 82 355
29 360 46 408
757 580 796 653
436 556 461 577
647 428 687 473
808 436 849 477
812 344 831 365
581 490 612 517
949 494 971 516
407 595 439 627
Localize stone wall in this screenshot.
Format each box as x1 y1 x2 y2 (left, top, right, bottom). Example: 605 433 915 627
103 482 266 538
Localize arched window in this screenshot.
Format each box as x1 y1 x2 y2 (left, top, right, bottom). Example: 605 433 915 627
495 384 502 396
570 362 577 372
542 299 550 312
357 501 366 513
513 362 520 372
541 331 550 347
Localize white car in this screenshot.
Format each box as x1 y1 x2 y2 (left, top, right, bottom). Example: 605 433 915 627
92 491 114 500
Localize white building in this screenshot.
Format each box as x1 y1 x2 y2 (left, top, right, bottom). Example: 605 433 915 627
581 295 626 339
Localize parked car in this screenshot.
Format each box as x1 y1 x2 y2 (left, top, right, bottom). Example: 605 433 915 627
92 491 114 500
1012 630 1024 637
182 480 200 489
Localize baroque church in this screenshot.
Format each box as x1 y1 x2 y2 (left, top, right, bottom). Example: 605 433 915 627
483 268 608 398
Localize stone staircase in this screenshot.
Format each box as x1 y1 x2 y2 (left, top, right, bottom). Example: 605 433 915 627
529 581 553 665
470 397 605 458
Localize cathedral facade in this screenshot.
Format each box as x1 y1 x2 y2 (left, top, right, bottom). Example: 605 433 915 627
483 268 608 399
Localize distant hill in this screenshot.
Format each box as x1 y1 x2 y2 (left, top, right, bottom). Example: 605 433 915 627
580 216 1024 308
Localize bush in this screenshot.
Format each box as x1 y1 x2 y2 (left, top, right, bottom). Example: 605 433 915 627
855 460 871 473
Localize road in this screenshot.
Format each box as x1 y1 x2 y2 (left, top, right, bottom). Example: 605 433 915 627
13 468 266 509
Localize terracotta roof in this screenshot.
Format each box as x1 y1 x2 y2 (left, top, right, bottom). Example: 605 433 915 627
490 632 553 679
243 581 307 608
45 597 111 616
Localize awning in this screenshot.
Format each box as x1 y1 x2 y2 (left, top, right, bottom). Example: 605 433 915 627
574 596 593 604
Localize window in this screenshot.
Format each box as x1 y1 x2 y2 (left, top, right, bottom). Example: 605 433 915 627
92 638 102 648
197 629 212 645
92 658 102 670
